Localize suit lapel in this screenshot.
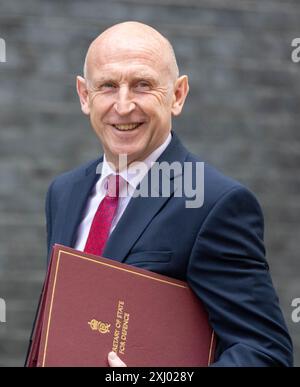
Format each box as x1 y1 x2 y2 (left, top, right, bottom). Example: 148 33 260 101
103 178 174 263
103 132 189 262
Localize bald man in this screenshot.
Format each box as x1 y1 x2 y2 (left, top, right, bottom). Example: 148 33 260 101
44 22 293 367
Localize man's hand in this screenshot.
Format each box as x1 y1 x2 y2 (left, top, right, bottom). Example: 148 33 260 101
108 351 127 367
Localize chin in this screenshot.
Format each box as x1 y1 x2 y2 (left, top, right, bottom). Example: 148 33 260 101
111 143 141 155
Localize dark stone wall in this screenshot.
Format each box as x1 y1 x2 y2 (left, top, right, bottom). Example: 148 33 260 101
0 0 299 366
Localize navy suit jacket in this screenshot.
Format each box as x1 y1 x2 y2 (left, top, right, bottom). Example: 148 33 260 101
45 131 293 366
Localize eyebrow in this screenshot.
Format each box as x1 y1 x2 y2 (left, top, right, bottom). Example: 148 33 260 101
92 72 157 85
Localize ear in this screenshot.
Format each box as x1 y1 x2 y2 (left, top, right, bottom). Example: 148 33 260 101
171 75 189 116
76 76 90 115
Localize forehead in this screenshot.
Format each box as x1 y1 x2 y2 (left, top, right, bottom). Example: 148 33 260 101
91 62 162 83
87 42 170 81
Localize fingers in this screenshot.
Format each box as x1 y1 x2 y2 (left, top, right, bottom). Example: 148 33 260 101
108 351 127 367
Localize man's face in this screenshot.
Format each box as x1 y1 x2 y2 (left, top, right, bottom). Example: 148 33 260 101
85 50 174 165
77 32 188 165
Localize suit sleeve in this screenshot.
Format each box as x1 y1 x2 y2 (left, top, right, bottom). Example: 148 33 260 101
187 186 293 366
45 179 56 258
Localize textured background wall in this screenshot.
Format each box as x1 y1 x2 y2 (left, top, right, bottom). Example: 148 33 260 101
0 0 299 366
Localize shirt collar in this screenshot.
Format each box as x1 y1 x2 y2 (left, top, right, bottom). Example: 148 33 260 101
98 132 172 195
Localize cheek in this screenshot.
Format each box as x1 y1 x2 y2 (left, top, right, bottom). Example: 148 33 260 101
139 94 170 120
146 91 167 107
89 94 113 117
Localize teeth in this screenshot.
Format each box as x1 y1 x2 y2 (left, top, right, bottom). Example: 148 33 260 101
114 123 141 131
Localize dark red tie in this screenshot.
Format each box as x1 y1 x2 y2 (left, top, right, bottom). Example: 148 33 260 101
84 174 121 256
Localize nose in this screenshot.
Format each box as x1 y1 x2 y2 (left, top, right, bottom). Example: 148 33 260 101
113 85 136 116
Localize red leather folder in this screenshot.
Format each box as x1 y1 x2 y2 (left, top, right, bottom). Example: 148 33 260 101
26 244 216 367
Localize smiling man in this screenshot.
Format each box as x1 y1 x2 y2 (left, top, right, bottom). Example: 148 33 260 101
77 22 186 168
45 21 293 366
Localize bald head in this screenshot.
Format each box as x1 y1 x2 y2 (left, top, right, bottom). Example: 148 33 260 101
76 21 189 167
83 21 179 83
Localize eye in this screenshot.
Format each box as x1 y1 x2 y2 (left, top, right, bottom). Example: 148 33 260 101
134 81 151 91
100 82 117 90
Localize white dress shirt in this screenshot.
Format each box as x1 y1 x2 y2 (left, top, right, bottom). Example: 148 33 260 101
74 133 172 251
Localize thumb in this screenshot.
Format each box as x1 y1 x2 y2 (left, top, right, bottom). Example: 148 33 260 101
108 351 127 367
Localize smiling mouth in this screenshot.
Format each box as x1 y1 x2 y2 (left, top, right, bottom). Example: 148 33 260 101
112 123 143 131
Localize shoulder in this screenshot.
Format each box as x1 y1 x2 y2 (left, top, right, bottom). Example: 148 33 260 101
185 151 262 214
48 158 100 194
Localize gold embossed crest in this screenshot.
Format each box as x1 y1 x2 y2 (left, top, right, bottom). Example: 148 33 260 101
88 319 111 334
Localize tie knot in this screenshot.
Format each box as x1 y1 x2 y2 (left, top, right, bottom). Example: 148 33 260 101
106 174 121 197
